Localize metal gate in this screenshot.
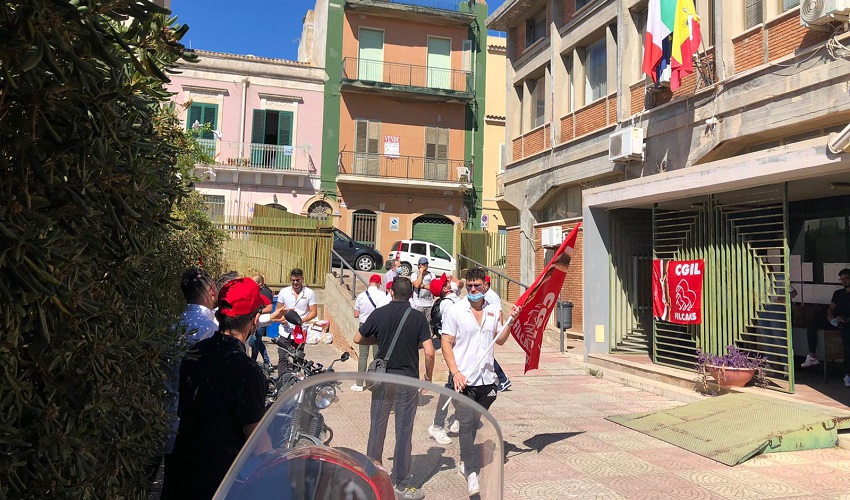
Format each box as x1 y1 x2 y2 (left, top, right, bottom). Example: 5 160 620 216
609 209 653 354
652 185 793 392
412 214 454 253
352 210 377 247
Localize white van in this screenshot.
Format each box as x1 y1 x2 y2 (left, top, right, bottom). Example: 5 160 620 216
388 239 456 277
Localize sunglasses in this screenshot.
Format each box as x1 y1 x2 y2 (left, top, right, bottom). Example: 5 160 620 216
466 282 485 290
291 278 303 282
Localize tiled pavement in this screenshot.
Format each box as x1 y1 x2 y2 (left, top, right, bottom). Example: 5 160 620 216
281 332 850 499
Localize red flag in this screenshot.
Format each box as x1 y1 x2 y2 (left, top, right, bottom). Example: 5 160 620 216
292 324 305 344
509 223 581 372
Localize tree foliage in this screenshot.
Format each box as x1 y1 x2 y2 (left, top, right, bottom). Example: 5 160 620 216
0 1 224 497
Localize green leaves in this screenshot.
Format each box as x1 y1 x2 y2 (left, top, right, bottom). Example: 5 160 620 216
0 1 224 498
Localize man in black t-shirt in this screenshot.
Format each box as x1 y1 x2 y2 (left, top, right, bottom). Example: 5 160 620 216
162 278 271 500
827 268 850 387
354 277 434 500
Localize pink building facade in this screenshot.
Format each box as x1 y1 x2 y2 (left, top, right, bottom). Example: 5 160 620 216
166 50 326 218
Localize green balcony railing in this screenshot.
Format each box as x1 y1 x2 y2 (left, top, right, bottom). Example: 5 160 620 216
338 151 471 184
342 57 474 94
196 140 315 172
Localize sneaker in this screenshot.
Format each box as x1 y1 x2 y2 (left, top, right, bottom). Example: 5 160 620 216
394 485 425 500
801 355 820 368
467 472 480 495
350 384 364 392
428 425 451 444
498 379 512 392
449 418 460 433
845 375 850 388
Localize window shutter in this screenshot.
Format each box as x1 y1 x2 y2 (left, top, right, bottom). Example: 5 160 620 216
278 111 293 146
355 120 367 153
188 105 202 131
251 110 265 145
437 128 448 159
368 121 380 154
462 40 472 71
425 126 436 157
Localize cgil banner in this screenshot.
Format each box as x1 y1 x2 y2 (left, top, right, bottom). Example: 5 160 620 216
652 259 704 324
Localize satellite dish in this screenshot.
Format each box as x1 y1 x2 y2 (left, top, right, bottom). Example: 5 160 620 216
459 205 469 223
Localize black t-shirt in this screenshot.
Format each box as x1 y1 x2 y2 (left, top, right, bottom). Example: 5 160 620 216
358 300 430 378
831 288 850 318
167 333 265 499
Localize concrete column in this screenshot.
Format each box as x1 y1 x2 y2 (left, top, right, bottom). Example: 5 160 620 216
582 205 611 356
519 201 538 288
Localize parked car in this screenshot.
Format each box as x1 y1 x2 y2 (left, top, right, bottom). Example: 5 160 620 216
388 239 455 277
332 229 383 272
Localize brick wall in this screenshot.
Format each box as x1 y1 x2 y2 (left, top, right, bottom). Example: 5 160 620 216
512 124 550 162
506 227 521 301
534 222 584 333
512 136 522 161
561 0 576 26
646 49 716 109
560 113 574 142
607 95 618 123
574 97 609 137
514 24 526 59
630 82 645 115
766 12 830 61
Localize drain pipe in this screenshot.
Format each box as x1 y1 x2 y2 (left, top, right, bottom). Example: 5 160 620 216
237 76 249 218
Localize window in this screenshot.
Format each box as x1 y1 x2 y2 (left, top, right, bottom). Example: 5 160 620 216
530 76 546 129
576 0 592 9
746 0 763 29
525 11 546 47
410 242 427 255
187 103 218 139
783 0 800 10
251 110 293 168
430 244 451 260
358 28 384 81
563 55 574 113
427 37 452 89
462 39 473 72
584 38 607 105
308 201 333 220
352 210 377 247
633 8 648 81
204 195 225 220
425 126 449 180
354 119 381 175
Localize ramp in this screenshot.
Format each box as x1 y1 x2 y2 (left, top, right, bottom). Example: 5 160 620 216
606 393 850 466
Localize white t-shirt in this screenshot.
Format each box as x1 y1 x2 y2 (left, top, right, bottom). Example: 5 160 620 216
410 270 434 309
441 296 503 386
354 285 387 324
276 285 317 337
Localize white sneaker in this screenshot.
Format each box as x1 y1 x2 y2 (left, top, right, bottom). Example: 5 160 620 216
350 384 364 392
449 418 460 433
801 355 820 368
467 472 480 495
428 425 451 444
844 375 850 387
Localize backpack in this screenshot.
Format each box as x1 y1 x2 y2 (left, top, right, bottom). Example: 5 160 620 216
430 296 455 338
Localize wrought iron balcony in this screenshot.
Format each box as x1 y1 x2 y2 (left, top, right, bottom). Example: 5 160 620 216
341 58 474 100
196 139 315 173
338 151 471 185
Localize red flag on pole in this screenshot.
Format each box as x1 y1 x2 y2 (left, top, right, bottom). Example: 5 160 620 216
509 223 581 373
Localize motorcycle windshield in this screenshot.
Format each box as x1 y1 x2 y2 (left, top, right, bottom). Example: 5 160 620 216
217 372 504 499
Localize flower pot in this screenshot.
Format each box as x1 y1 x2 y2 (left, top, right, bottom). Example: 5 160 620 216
708 365 755 387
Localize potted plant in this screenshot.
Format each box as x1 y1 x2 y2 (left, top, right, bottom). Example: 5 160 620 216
696 345 766 390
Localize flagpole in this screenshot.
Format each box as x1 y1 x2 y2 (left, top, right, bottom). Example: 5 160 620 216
441 317 514 411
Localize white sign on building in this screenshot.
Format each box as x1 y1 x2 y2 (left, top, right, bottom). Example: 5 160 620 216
389 217 400 231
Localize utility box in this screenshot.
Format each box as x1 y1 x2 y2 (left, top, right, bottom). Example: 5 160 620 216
556 301 573 330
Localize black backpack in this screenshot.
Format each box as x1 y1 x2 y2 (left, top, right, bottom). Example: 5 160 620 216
430 296 455 338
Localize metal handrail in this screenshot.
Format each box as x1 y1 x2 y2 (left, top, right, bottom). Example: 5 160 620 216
338 151 470 184
341 57 474 94
456 253 529 292
331 249 371 300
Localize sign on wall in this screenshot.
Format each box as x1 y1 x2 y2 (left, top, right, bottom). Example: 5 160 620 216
653 259 704 324
481 214 489 228
389 217 400 231
384 136 399 158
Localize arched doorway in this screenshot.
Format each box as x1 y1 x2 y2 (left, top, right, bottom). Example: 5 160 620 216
412 214 453 254
307 201 333 221
352 210 377 247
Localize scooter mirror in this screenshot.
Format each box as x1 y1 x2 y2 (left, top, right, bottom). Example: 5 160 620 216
340 352 350 362
283 309 302 326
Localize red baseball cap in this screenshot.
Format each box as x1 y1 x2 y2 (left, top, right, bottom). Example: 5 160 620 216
369 274 382 284
429 273 449 297
218 277 271 317
386 281 393 291
485 275 491 284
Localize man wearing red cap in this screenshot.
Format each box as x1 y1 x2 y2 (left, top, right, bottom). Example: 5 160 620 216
425 273 460 445
351 274 387 391
162 278 272 500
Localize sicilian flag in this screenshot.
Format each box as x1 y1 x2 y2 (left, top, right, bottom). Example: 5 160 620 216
509 224 580 372
670 0 701 90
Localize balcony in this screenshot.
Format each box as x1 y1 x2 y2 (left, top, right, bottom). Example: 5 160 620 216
196 139 315 173
337 151 471 190
346 0 477 25
341 58 474 102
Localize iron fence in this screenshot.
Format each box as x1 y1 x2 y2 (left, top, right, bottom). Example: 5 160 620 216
338 151 470 184
342 57 474 94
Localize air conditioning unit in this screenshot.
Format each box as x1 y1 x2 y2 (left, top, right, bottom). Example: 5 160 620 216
609 127 645 163
541 226 563 247
801 0 850 27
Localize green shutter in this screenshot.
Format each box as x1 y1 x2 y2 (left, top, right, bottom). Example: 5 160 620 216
412 221 453 254
251 110 265 166
278 111 293 146
201 105 217 139
188 105 202 131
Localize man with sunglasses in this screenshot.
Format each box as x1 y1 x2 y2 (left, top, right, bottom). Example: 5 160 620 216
276 268 318 371
440 267 519 496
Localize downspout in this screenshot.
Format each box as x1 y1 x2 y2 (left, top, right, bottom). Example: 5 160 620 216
238 76 249 218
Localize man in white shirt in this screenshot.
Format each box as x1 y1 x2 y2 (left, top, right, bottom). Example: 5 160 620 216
351 274 387 391
484 275 512 392
410 256 434 318
383 258 400 289
441 267 519 496
276 268 318 372
426 273 460 445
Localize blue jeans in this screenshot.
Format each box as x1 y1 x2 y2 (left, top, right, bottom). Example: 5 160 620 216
494 359 509 385
251 327 270 365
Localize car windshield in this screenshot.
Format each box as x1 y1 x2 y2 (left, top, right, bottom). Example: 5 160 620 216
334 230 352 244
430 245 450 260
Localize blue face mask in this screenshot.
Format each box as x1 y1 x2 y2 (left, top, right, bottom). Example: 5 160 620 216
467 292 485 302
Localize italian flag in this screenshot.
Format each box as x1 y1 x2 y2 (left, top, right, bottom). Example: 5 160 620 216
642 0 701 91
